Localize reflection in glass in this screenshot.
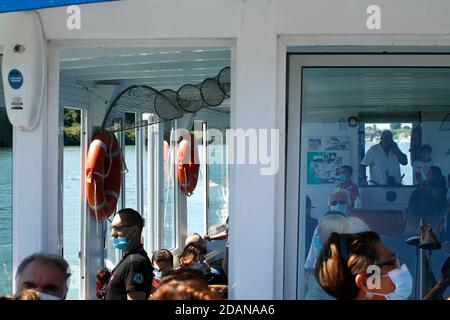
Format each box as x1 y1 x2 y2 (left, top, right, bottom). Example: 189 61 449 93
299 67 450 300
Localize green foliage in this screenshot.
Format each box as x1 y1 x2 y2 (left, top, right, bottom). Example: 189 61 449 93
64 108 81 127
63 109 81 146
64 123 81 146
390 123 402 130
124 129 135 145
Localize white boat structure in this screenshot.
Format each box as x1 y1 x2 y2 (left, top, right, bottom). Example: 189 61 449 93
0 0 449 300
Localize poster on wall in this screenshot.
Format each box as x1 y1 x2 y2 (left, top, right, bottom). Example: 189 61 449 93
307 151 350 185
306 136 351 185
307 136 350 151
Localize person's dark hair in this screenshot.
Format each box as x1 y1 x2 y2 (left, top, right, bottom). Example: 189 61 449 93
315 231 381 300
16 253 71 283
117 208 144 229
179 243 207 268
158 268 207 287
96 268 111 300
152 249 174 267
151 268 222 300
421 144 432 153
341 165 353 175
429 165 442 177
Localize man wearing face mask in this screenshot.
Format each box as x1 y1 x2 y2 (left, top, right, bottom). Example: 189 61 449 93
328 189 350 215
15 253 71 300
336 165 359 208
105 208 153 300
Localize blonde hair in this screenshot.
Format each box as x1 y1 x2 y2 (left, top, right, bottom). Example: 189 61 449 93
347 217 370 233
15 289 41 300
318 214 349 238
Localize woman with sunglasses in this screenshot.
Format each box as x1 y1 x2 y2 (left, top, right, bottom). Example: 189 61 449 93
316 231 413 300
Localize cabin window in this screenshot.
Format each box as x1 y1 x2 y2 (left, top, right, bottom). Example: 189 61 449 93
123 112 138 210
62 107 82 299
294 65 450 300
187 121 206 235
0 56 13 296
161 121 177 250
362 121 413 186
207 128 229 230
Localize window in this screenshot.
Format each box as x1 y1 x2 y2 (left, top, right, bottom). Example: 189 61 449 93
207 130 229 229
363 122 413 185
288 61 450 300
0 59 13 295
187 121 206 236
124 112 137 211
62 108 82 299
163 122 176 250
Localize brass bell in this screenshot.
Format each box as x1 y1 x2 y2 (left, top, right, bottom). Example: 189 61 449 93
418 219 441 250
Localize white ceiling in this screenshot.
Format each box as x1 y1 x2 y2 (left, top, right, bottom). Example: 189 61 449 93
302 67 450 113
60 47 231 90
59 46 232 119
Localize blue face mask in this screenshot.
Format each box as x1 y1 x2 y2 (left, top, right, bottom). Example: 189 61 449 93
313 233 322 252
336 173 347 183
330 203 348 215
113 237 130 250
153 269 162 281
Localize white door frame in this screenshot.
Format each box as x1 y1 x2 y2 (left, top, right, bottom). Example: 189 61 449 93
284 53 450 299
48 38 234 299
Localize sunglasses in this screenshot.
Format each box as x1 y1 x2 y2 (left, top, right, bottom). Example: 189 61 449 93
111 225 133 232
375 256 401 269
330 200 346 206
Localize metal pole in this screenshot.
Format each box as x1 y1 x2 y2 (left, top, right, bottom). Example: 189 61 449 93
146 116 155 253
119 119 126 210
136 114 144 215
202 121 209 236
157 122 164 249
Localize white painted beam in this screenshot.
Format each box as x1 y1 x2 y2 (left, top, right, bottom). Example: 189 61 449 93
229 1 278 299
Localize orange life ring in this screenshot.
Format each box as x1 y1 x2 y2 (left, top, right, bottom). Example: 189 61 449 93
86 133 122 219
177 133 200 195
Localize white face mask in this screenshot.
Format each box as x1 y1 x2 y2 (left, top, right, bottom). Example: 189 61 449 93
368 264 413 300
39 292 63 300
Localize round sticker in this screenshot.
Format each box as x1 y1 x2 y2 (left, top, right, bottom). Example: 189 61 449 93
8 69 24 89
132 273 144 284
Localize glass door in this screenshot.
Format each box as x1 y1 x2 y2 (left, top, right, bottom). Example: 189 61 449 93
286 54 450 300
